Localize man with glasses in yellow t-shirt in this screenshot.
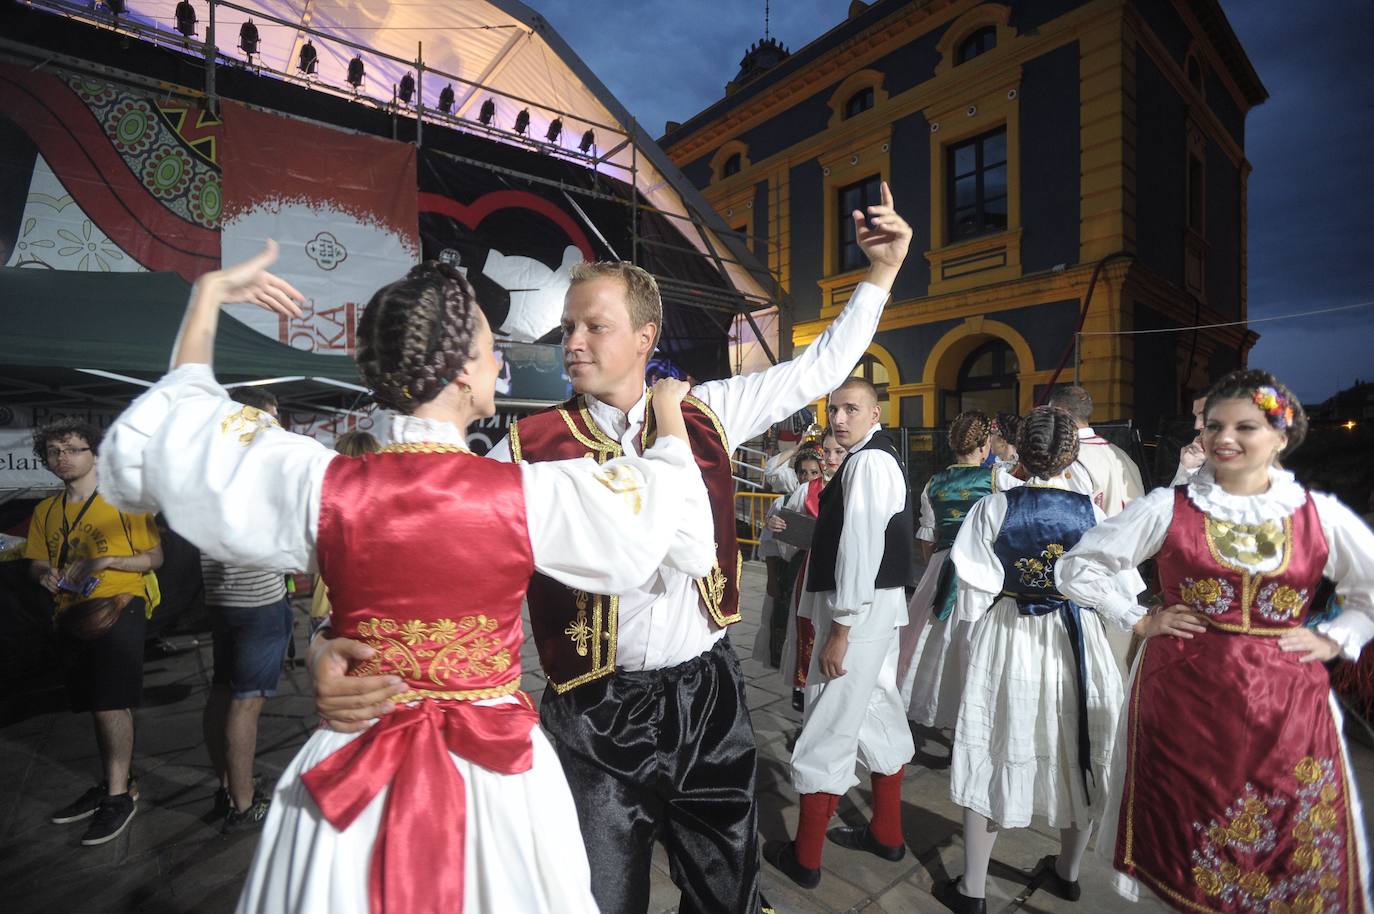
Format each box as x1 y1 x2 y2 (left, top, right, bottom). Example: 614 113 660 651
24 418 162 846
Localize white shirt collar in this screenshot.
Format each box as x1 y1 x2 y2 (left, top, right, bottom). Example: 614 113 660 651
1077 426 1096 440
1186 463 1308 523
389 414 467 447
583 389 648 438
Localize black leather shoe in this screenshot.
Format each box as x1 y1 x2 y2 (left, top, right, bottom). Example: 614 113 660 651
791 689 804 712
826 824 905 861
932 878 987 914
762 839 821 889
1036 854 1082 901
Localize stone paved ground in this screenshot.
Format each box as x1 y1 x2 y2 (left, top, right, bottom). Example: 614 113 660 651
1 562 1370 913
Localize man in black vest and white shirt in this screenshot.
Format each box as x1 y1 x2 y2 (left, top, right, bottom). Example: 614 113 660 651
764 376 915 888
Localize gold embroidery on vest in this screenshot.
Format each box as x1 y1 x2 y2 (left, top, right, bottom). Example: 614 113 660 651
379 442 473 455
219 405 276 446
354 616 512 686
566 590 592 657
509 420 523 463
550 595 619 694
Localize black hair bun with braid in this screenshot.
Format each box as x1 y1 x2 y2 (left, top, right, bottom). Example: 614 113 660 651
1016 405 1080 479
948 410 992 456
356 261 482 413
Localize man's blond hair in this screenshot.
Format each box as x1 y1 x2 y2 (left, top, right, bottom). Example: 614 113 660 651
569 261 663 348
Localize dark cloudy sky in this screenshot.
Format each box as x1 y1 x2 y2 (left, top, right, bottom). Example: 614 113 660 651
537 0 1374 405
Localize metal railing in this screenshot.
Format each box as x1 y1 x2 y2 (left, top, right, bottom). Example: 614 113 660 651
735 490 779 550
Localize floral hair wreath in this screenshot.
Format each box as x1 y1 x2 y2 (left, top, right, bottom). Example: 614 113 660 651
1252 385 1295 430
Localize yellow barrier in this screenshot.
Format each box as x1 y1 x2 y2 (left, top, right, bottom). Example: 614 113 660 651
736 490 782 548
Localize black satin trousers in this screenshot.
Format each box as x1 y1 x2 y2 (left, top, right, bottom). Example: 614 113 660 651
539 637 763 914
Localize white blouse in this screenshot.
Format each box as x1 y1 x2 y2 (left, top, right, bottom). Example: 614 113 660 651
1055 465 1374 660
950 478 1144 627
96 363 716 595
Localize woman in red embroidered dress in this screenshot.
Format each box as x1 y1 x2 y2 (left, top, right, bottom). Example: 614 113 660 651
1058 370 1374 914
98 243 716 914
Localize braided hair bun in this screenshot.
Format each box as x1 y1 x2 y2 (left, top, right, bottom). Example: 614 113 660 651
1016 406 1080 479
948 410 992 457
355 261 482 413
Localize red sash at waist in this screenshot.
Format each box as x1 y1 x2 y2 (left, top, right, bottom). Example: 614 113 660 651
301 699 539 914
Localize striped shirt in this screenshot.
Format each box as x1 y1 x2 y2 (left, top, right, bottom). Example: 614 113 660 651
201 558 287 608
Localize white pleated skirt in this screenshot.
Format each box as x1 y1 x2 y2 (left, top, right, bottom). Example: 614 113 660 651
951 597 1124 829
896 549 972 730
235 714 600 914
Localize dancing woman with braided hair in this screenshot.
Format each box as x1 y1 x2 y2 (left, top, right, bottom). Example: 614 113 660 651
896 410 1018 733
933 406 1143 914
96 242 716 914
1058 370 1374 914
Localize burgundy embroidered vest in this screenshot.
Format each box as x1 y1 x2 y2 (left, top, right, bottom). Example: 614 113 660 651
1157 486 1329 634
511 393 741 693
316 449 534 703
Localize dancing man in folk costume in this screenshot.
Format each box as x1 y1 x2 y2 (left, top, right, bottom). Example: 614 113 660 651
1059 369 1374 914
98 244 718 914
312 183 913 914
763 376 916 888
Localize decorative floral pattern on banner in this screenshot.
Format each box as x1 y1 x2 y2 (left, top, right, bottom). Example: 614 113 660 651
70 75 220 230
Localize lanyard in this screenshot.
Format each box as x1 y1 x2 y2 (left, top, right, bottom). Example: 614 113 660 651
47 489 99 568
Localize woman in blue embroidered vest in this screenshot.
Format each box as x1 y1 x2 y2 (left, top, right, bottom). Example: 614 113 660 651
933 406 1144 914
1058 370 1374 914
897 411 1009 733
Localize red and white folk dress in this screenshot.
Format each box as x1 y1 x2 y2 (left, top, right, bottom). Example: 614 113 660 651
97 363 715 914
1058 466 1374 914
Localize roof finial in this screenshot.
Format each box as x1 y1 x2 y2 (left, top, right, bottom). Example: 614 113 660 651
764 0 770 42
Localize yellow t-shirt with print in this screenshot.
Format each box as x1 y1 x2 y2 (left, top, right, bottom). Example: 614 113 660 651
23 492 160 610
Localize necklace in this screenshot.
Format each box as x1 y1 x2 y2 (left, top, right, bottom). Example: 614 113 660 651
1207 516 1284 566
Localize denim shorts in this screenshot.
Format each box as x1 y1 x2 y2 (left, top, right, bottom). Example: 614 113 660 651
210 597 294 699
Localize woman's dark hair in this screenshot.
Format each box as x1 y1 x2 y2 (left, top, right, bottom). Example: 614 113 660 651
1203 369 1308 459
356 261 482 413
32 417 103 459
993 412 1020 443
1016 406 1080 479
948 410 992 456
792 444 824 473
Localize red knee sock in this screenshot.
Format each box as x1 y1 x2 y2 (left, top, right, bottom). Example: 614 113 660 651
795 792 839 869
869 771 904 847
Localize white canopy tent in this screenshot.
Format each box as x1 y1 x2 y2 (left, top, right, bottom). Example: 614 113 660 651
33 0 778 316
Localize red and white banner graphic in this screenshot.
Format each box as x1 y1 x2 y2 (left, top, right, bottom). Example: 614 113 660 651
219 101 420 354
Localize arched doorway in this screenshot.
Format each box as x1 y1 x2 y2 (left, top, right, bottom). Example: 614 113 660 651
941 339 1018 421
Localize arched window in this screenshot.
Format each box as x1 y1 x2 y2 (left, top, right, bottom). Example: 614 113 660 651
942 339 1018 420
956 26 997 64
721 152 742 178
843 86 875 119
850 352 892 426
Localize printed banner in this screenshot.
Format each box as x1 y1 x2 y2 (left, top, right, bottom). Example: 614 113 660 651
219 101 420 355
0 429 55 489
0 65 221 280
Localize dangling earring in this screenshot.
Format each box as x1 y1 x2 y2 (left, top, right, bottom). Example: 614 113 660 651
458 382 472 399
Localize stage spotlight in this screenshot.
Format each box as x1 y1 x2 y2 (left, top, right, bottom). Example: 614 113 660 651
239 19 260 61
175 0 198 40
579 129 595 153
478 98 496 126
346 56 365 91
438 84 455 114
514 108 530 135
546 117 562 143
398 72 415 105
297 41 318 76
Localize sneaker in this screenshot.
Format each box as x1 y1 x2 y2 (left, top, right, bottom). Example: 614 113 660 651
80 793 137 846
222 791 271 835
213 775 261 817
51 776 139 824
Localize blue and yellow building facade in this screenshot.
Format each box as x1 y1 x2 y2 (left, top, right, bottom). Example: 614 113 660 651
661 0 1265 436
